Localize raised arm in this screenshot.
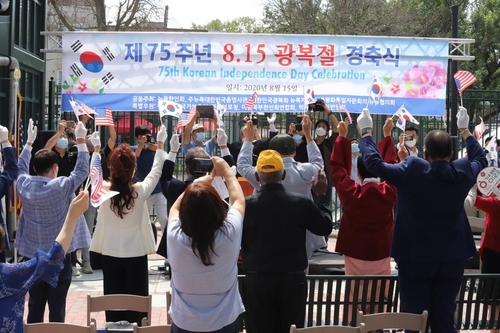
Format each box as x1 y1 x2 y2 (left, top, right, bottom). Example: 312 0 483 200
139 126 168 197
212 156 245 217
329 122 359 206
323 102 340 133
44 120 67 149
59 122 90 193
216 128 235 167
237 121 260 190
303 115 323 172
183 111 199 146
0 126 18 198
55 191 89 254
107 124 117 151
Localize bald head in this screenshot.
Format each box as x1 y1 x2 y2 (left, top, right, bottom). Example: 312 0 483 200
424 130 453 161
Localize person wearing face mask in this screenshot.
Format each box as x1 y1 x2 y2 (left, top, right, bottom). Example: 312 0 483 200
44 121 79 177
350 139 361 185
396 126 423 159
312 118 339 205
182 111 218 156
16 119 91 324
132 125 168 238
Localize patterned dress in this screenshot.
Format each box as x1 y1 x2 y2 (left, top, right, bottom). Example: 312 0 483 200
0 241 65 333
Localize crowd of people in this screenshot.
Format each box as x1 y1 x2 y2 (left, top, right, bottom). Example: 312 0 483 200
0 104 498 333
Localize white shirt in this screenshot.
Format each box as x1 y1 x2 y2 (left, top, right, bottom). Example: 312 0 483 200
167 209 245 331
90 149 167 257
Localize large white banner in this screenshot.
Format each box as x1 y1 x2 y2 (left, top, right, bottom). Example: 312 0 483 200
61 32 449 115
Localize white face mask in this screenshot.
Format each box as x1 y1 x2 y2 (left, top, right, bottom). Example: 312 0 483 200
406 139 417 148
315 127 327 137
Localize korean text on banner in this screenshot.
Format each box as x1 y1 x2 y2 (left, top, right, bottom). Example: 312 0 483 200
61 33 449 116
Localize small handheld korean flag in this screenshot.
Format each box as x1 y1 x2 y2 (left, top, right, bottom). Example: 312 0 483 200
396 116 406 132
158 100 183 118
69 99 95 118
303 87 316 104
392 105 420 125
369 76 382 103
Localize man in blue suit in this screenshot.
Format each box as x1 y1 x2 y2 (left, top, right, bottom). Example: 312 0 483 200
357 107 486 333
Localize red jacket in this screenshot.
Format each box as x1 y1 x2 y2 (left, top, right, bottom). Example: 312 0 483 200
329 136 397 261
474 195 500 255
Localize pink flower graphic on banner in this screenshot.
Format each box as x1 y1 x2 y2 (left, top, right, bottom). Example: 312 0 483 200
384 62 446 99
77 78 89 93
62 74 106 94
385 78 406 97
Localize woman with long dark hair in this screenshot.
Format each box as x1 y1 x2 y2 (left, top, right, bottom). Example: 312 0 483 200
90 126 168 325
167 157 245 333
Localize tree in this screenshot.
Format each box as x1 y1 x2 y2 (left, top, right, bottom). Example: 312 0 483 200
262 0 455 38
463 0 500 89
191 17 269 33
47 0 164 32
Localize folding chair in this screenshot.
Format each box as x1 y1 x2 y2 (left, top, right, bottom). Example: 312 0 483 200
133 323 172 333
357 310 428 333
166 290 172 324
290 323 366 333
87 293 152 327
24 322 96 333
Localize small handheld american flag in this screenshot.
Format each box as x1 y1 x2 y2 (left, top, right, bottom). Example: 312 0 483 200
95 108 114 127
454 71 477 96
244 92 259 110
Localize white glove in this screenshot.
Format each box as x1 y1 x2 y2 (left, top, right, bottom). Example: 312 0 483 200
90 131 101 147
170 133 180 153
267 113 277 124
457 106 470 129
75 121 87 140
0 125 8 142
27 118 37 143
217 128 228 146
157 125 168 143
357 108 373 130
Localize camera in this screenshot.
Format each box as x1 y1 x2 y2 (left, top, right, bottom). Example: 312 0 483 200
192 158 214 174
404 134 414 141
308 98 325 112
244 113 259 126
146 134 156 144
295 115 303 131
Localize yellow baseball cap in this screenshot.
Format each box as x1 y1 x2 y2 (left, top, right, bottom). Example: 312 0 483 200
257 150 284 173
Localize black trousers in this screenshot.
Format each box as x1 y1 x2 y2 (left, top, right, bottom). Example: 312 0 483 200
27 253 72 323
172 318 239 333
243 273 307 333
398 260 465 333
102 254 149 325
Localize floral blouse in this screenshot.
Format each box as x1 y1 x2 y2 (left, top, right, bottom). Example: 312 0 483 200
0 241 65 333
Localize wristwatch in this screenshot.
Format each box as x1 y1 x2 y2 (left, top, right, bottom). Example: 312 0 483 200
361 128 372 136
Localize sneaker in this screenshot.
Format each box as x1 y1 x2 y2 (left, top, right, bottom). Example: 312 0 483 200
72 266 81 276
82 261 94 274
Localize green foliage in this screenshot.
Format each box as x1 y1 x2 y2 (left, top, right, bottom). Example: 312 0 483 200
191 17 269 33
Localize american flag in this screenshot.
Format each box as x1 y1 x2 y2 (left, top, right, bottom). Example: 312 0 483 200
454 71 477 96
176 106 197 132
90 154 118 207
474 116 486 140
95 108 114 126
244 92 259 109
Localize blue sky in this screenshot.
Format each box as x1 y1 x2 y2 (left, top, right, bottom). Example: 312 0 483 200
167 0 265 29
